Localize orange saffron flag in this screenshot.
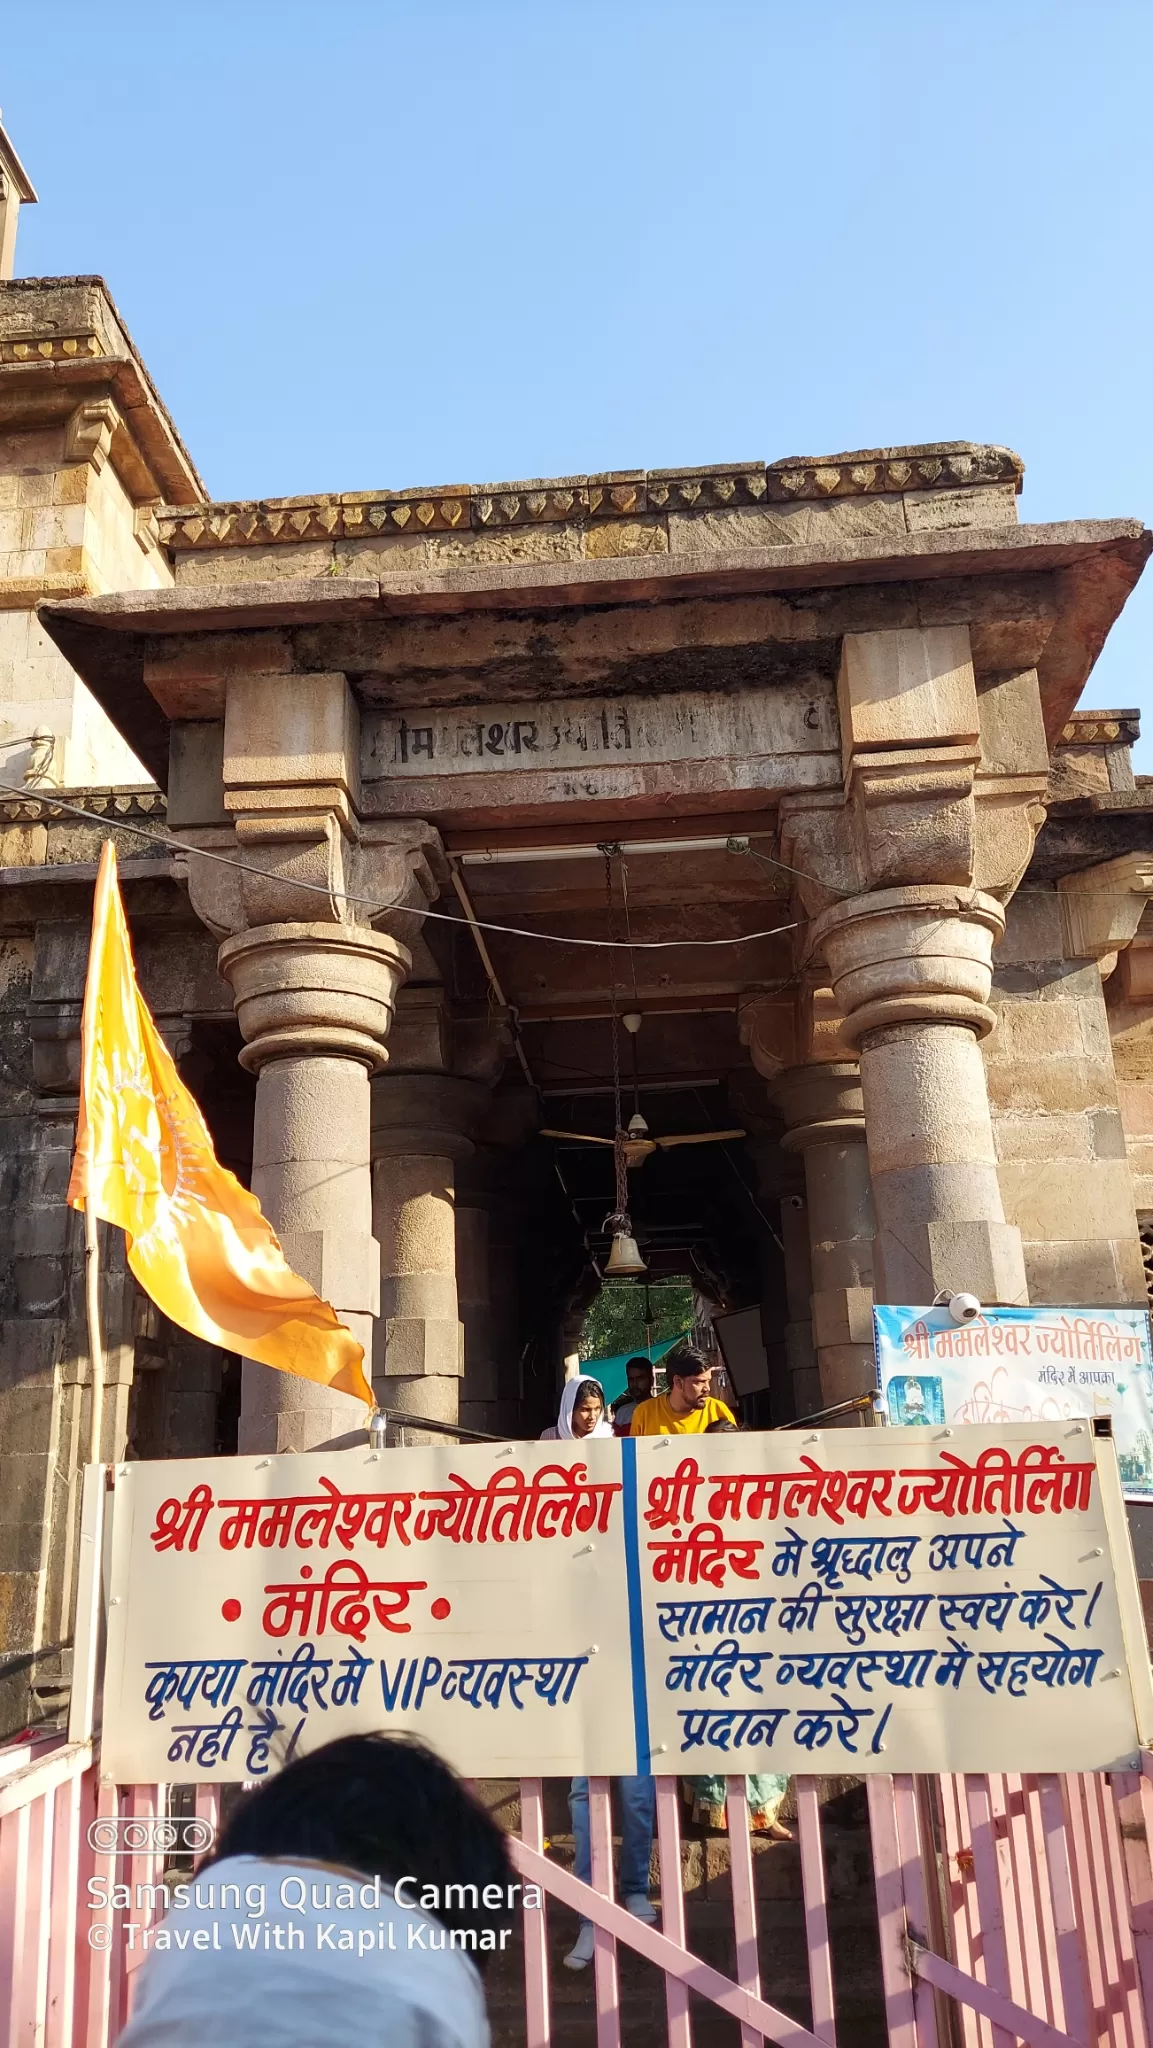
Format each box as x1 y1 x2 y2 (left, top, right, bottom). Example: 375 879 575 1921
67 841 372 1406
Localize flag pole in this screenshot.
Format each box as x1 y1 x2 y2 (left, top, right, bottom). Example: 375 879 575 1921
84 1200 104 1466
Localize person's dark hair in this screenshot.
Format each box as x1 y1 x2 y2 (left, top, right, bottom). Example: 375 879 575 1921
574 1378 605 1408
624 1356 654 1377
667 1345 712 1383
706 1418 738 1432
202 1733 514 1958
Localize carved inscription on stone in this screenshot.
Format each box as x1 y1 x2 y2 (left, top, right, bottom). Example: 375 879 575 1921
365 686 835 779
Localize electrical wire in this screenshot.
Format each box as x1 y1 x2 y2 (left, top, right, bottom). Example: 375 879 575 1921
0 781 798 954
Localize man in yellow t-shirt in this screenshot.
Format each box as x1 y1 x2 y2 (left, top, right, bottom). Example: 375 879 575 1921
629 1348 736 1435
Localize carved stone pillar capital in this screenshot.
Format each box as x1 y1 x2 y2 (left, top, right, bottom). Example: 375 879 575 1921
779 626 1047 929
182 817 444 943
370 1071 490 1163
738 984 849 1081
178 666 445 942
809 885 1006 1049
218 922 410 1075
772 1062 866 1152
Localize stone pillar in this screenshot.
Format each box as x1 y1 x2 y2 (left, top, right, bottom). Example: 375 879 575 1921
454 1088 539 1433
812 888 1028 1304
371 1073 489 1430
745 1134 818 1419
773 1062 875 1406
455 1164 519 1431
780 625 1048 1311
181 664 445 1453
219 922 410 1453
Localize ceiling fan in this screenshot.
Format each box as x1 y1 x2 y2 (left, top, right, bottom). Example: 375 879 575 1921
541 1111 747 1171
540 1009 745 1167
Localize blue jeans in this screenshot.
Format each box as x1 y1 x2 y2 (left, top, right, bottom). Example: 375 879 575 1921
570 1775 655 1916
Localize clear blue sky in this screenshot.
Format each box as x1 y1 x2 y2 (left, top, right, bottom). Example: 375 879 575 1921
5 2 1151 753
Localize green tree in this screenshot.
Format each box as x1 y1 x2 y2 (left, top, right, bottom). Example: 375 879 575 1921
580 1279 693 1361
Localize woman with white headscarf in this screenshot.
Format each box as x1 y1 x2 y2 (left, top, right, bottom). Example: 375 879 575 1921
539 1375 614 1441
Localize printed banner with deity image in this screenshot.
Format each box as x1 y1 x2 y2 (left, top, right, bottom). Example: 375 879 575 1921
99 1424 1153 1783
873 1306 1153 1500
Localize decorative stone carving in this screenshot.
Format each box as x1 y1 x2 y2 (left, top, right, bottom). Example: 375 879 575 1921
810 887 1006 1047
780 625 1048 920
64 397 119 473
1058 854 1153 978
738 985 849 1080
155 443 1023 550
217 923 410 1075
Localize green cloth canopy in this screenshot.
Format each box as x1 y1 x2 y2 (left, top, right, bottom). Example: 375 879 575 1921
577 1333 688 1405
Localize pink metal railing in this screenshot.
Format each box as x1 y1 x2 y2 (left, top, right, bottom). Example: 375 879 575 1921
1 1743 1151 2048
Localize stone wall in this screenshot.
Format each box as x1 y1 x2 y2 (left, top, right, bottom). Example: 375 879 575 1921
0 794 247 1732
0 275 201 789
986 889 1146 1304
1106 941 1153 1278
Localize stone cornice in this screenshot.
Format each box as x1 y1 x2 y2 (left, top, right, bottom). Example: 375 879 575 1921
1058 708 1141 747
156 443 1023 551
0 787 165 826
0 276 204 503
0 331 103 365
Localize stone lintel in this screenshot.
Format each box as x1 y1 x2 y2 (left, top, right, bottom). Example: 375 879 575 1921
37 520 1151 784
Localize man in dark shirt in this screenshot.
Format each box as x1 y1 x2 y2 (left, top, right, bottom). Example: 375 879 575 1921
611 1356 656 1436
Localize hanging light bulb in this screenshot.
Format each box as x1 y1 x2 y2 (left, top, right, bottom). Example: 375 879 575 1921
604 1208 647 1277
627 1110 649 1138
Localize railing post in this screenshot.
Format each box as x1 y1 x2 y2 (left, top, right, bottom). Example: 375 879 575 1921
1058 1772 1108 2033
1090 1773 1146 2048
85 1781 121 2047
726 1776 762 2048
795 1778 836 2047
867 1774 920 2048
46 1766 84 2048
520 1780 551 2048
1117 1764 1153 2043
1036 1776 1094 2048
655 1778 692 2048
964 1775 1017 2048
588 1777 621 2048
892 1777 941 2048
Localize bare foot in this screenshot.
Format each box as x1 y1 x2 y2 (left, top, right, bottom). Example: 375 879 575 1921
766 1821 793 1841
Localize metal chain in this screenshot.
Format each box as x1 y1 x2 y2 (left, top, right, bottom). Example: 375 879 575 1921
600 844 630 1219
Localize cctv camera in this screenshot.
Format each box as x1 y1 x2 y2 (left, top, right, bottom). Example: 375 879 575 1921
948 1292 981 1324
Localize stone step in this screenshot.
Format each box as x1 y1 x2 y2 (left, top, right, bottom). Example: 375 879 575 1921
476 1778 887 2048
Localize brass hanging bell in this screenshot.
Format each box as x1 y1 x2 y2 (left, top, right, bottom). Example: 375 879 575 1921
605 1220 647 1277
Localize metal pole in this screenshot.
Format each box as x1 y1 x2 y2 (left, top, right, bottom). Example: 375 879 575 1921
84 1201 104 1467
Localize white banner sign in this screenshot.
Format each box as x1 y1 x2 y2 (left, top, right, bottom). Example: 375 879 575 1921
874 1306 1153 1500
99 1425 1153 1783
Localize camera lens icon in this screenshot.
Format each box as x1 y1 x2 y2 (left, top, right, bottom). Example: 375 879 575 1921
86 1816 216 1856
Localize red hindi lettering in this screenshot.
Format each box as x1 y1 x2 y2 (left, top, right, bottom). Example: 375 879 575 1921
261 1562 427 1641
151 1483 214 1552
